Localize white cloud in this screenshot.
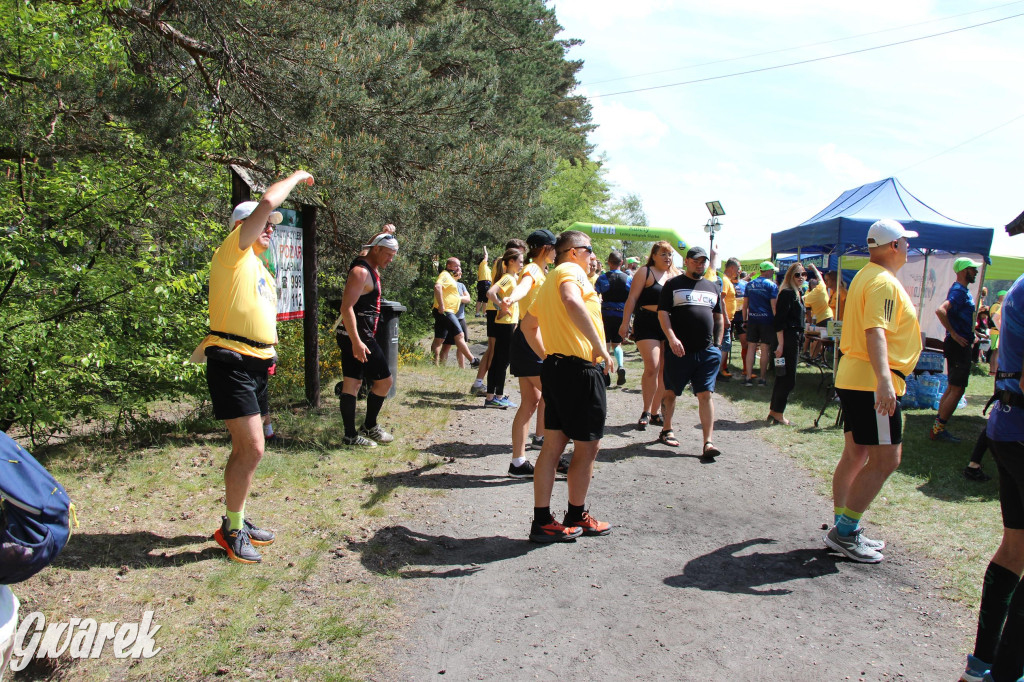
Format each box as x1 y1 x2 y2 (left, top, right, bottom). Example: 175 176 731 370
586 95 671 152
818 143 880 186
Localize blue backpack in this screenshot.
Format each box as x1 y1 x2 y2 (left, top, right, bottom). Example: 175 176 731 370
0 431 76 584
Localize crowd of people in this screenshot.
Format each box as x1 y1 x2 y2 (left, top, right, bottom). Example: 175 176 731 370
196 178 1024 682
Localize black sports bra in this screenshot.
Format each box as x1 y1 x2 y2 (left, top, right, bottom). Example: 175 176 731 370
637 268 663 308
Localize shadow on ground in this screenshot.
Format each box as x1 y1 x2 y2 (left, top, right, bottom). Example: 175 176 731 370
348 524 543 578
664 538 840 595
57 532 219 570
362 463 527 509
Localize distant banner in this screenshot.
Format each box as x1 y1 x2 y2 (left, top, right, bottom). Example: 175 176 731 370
896 252 984 342
570 222 689 255
260 208 304 321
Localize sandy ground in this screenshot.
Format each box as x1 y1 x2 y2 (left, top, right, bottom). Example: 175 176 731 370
368 356 974 681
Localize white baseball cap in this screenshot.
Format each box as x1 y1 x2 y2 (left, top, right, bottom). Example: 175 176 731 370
229 201 283 229
362 233 399 251
866 218 918 247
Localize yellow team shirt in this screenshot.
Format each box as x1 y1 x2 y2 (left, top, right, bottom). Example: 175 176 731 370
433 270 461 313
804 280 833 323
991 302 1002 339
589 272 599 286
477 257 491 282
705 268 736 318
829 286 845 320
528 262 604 361
203 228 278 360
493 274 519 324
518 262 546 322
835 263 922 395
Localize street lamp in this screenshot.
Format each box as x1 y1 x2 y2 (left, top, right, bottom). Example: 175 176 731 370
704 200 725 251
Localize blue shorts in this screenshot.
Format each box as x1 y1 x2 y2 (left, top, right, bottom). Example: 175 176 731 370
663 346 722 396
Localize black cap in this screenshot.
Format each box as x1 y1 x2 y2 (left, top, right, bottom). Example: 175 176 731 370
686 246 708 260
526 229 556 247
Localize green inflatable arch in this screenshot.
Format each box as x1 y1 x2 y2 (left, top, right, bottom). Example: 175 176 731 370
569 222 689 255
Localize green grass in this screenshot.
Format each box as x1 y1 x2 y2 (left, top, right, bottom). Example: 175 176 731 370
716 353 1000 605
14 363 466 681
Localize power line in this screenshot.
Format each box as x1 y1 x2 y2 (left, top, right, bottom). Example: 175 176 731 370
896 112 1024 174
589 11 1024 99
582 0 1024 87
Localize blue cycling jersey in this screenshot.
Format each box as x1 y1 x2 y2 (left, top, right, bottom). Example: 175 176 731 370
944 282 975 341
745 276 777 322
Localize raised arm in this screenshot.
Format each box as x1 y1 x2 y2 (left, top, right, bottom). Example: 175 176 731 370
239 170 314 251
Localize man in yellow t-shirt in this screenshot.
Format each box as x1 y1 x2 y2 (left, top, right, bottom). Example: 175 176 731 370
704 249 737 379
475 246 490 317
825 219 922 564
431 257 474 365
520 230 612 544
194 170 314 564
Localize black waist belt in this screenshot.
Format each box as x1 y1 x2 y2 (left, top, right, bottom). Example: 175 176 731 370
985 389 1024 415
546 353 597 369
891 369 906 381
996 370 1022 381
209 330 274 349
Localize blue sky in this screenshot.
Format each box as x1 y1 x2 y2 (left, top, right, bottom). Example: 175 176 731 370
550 0 1024 260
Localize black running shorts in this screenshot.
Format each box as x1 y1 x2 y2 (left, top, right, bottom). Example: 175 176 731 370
510 326 542 378
837 387 904 446
433 309 462 341
943 336 972 388
603 313 624 344
632 308 664 342
541 354 607 442
991 439 1024 530
206 349 271 421
476 280 491 303
746 321 775 345
731 311 746 338
337 332 391 382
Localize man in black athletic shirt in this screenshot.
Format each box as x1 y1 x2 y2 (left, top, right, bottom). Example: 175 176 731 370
657 246 725 458
595 250 632 385
337 232 399 447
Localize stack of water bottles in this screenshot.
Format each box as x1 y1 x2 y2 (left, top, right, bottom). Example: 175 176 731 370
902 372 967 410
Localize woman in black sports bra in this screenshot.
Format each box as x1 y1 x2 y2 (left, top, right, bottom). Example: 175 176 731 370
619 241 680 430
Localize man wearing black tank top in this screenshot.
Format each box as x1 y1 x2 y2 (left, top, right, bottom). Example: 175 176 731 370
336 232 399 447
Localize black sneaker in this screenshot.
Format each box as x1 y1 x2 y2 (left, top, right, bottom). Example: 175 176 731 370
214 518 262 563
963 466 992 482
508 460 535 478
243 518 275 546
556 455 571 477
616 367 626 386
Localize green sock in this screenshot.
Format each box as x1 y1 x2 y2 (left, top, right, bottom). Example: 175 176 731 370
226 508 244 531
834 506 845 526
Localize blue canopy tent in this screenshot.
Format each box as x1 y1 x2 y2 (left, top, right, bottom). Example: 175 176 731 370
771 177 994 341
772 177 993 259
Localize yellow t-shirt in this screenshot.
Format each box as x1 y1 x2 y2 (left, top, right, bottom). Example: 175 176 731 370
528 262 604 361
835 263 922 395
589 272 599 286
705 268 736 318
202 228 277 360
493 274 519 324
433 270 461 313
829 286 845 320
804 280 833 323
477 257 491 282
991 302 1002 338
518 262 546 322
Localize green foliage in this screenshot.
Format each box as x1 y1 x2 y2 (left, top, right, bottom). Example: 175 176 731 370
0 0 596 432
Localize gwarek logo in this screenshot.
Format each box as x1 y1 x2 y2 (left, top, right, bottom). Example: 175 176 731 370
10 610 161 671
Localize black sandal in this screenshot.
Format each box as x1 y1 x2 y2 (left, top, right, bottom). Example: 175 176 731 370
637 412 651 430
658 429 679 447
703 442 721 458
650 413 664 426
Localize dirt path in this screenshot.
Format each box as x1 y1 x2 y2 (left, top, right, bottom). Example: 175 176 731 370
368 363 973 680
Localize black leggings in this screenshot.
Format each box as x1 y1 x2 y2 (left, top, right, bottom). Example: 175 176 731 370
770 329 800 414
487 323 514 396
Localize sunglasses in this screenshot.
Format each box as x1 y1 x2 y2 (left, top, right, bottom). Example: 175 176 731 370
796 272 807 278
559 244 594 255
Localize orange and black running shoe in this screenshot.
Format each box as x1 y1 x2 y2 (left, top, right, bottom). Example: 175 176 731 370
563 510 611 536
214 518 262 563
529 518 583 543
